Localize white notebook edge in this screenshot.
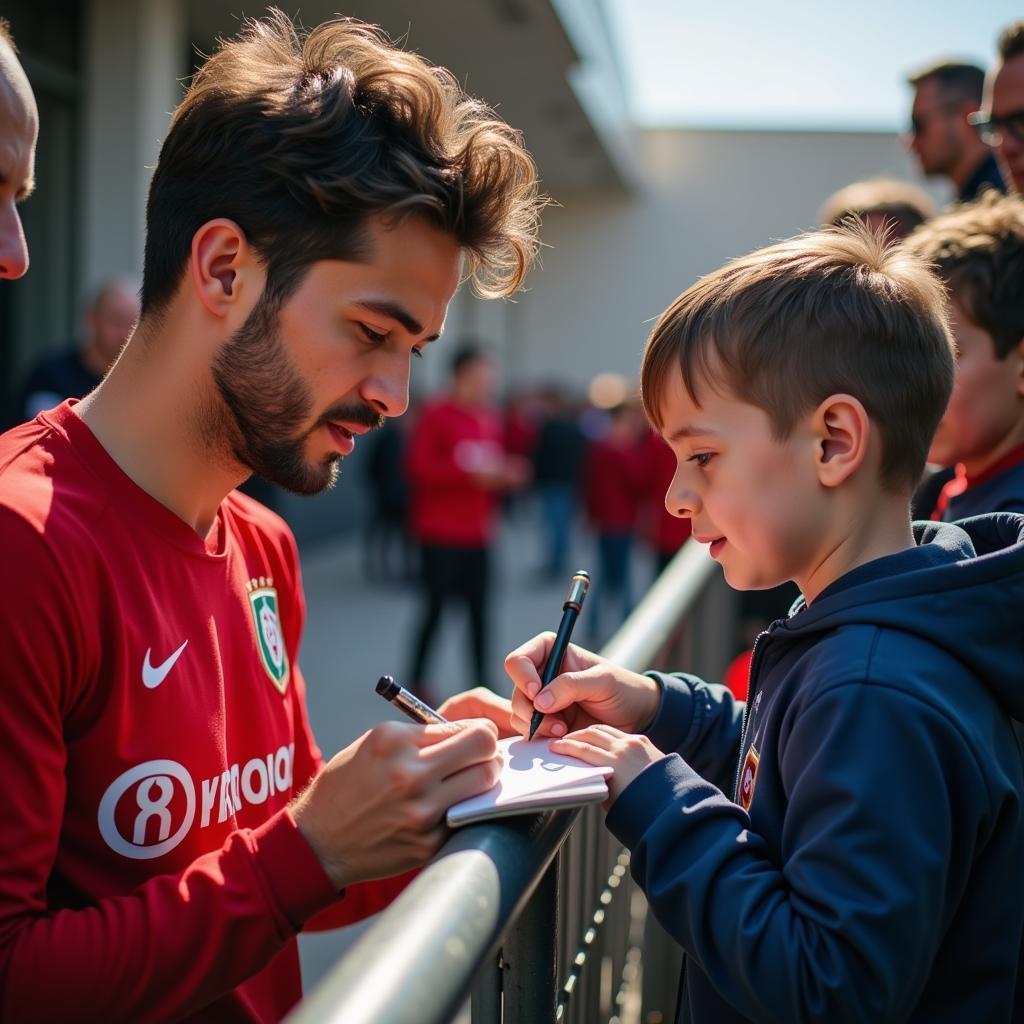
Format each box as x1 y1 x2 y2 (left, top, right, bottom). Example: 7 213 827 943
446 777 609 827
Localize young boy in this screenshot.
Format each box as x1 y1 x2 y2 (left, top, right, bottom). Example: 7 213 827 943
903 191 1024 519
505 225 1024 1022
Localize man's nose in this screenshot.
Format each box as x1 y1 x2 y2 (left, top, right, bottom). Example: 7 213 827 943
0 203 29 280
360 353 411 419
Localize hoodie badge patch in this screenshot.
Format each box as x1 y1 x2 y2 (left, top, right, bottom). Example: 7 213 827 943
739 744 760 811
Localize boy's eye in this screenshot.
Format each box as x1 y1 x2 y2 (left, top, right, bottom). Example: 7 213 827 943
359 324 388 344
687 452 714 468
411 348 424 360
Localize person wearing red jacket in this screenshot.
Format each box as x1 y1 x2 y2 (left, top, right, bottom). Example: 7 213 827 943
584 402 648 645
406 345 529 694
0 12 543 1022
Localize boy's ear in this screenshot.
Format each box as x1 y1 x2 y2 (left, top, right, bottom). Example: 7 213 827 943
189 219 260 319
811 393 870 488
1015 337 1024 398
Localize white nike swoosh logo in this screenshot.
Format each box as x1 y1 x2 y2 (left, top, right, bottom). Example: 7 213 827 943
142 640 188 689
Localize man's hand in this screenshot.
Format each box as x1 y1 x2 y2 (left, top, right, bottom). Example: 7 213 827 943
292 719 500 889
504 632 662 739
551 725 665 803
439 687 517 737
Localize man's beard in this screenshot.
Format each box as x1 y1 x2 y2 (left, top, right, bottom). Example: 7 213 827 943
210 292 384 495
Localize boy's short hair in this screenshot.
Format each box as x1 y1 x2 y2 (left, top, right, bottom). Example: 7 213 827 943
641 224 955 491
903 191 1024 359
143 9 544 315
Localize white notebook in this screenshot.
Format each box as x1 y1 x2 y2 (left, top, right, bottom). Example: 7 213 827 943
446 736 613 827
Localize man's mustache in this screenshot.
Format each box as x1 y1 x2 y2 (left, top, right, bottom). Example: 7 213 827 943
318 402 386 432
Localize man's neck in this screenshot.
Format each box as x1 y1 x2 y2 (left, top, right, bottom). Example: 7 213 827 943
75 321 245 538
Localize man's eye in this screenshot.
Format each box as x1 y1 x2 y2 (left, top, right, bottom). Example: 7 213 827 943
360 324 388 343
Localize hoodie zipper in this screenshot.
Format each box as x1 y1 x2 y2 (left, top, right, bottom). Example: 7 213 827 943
732 629 769 801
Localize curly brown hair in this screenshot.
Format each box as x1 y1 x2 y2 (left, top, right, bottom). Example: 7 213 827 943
143 9 544 314
641 223 954 491
904 190 1024 359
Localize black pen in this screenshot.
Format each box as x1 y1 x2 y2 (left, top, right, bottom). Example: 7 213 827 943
528 570 590 740
375 674 449 724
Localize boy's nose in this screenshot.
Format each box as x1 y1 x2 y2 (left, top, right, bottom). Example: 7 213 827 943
664 469 699 519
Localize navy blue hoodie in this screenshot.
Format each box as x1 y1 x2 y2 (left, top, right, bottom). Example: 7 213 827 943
607 515 1024 1023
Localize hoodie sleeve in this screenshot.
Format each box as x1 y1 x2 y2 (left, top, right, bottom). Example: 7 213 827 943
643 671 746 793
607 679 988 1024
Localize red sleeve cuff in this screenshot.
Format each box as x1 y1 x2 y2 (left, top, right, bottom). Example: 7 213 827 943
249 807 341 930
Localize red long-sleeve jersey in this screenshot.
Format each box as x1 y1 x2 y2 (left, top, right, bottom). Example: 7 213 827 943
0 402 406 1022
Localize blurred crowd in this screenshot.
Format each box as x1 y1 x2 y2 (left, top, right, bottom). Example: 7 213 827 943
358 344 690 697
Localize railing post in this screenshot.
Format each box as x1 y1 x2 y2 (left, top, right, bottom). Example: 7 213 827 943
502 854 560 1022
470 953 503 1023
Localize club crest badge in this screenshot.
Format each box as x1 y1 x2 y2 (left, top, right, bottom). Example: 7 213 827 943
246 577 290 694
738 743 760 811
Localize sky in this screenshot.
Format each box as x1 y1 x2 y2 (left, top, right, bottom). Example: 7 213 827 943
604 1 1021 131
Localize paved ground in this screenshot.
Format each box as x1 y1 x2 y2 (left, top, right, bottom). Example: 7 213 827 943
294 506 661 994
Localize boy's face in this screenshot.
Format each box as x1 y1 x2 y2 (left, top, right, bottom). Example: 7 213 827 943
928 301 1024 476
659 369 826 593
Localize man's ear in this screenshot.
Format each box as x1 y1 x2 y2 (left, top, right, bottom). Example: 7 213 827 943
811 393 870 488
189 219 258 319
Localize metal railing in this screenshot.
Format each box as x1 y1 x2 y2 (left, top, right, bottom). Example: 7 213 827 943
287 542 729 1024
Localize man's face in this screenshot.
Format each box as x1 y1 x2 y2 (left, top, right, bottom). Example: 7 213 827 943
985 55 1024 192
211 214 461 495
908 78 962 177
659 369 826 595
0 42 38 280
928 301 1024 476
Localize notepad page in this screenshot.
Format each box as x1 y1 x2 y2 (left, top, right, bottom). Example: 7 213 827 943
495 737 613 799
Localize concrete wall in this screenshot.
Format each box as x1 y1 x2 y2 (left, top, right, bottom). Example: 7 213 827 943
497 128 948 389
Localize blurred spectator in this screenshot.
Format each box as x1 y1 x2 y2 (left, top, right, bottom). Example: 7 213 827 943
973 20 1024 194
904 191 1024 519
639 427 692 578
531 385 587 579
0 19 37 281
583 401 646 645
405 344 528 694
818 178 934 240
20 278 139 419
363 417 414 582
906 61 1005 200
502 387 541 520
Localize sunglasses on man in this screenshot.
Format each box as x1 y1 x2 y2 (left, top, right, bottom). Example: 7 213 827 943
969 109 1024 146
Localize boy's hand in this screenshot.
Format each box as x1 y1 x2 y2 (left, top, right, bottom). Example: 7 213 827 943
439 687 518 738
504 632 662 738
551 725 664 803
